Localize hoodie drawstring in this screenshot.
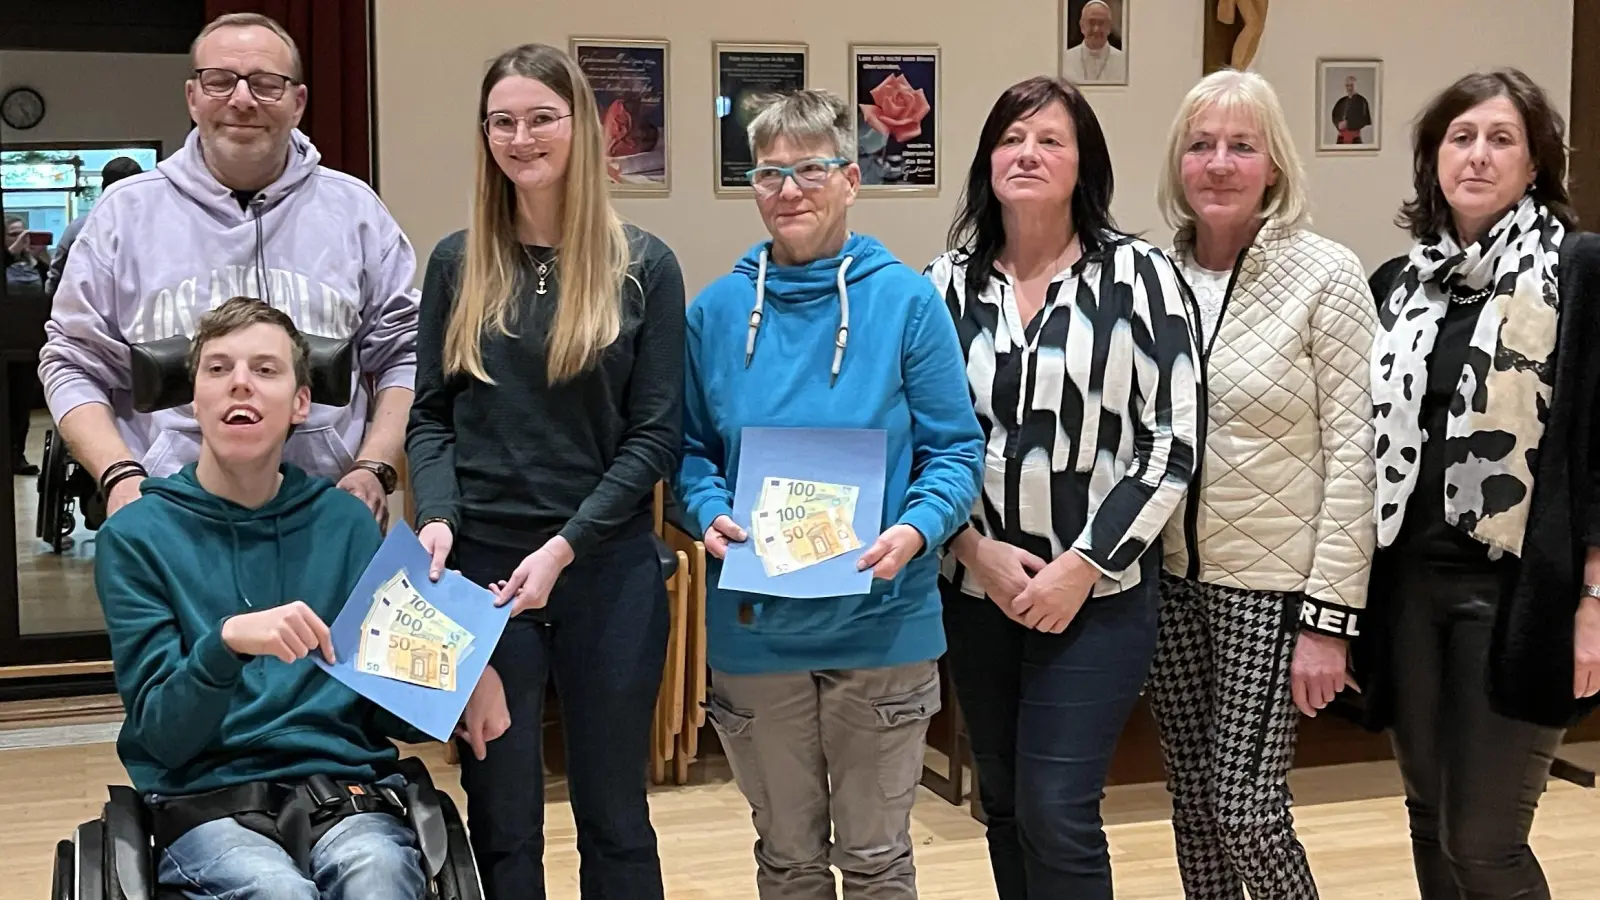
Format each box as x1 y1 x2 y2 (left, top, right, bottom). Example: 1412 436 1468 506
231 523 251 608
743 250 853 388
745 250 767 368
250 194 272 308
832 257 852 387
229 518 284 611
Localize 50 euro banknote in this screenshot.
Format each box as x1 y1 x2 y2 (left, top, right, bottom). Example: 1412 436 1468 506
358 628 458 691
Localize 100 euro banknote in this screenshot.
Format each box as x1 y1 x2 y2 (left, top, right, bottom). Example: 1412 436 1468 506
364 571 475 662
750 478 863 576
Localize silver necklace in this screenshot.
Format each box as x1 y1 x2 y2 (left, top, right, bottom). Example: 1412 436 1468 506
524 248 555 295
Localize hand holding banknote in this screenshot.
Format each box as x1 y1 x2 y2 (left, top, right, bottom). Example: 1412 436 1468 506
222 600 336 665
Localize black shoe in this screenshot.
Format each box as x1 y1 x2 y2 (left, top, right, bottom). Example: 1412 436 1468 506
13 456 39 476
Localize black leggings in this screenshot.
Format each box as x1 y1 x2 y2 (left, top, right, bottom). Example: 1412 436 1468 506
1386 564 1564 900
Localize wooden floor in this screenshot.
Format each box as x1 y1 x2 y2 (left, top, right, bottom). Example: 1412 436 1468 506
1 729 1596 899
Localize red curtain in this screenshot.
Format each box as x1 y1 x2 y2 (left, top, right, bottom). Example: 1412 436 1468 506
203 0 373 184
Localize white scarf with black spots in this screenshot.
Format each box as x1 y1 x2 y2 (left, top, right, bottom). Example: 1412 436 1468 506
1371 195 1563 557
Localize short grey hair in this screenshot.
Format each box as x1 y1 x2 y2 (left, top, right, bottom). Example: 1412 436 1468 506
747 89 854 160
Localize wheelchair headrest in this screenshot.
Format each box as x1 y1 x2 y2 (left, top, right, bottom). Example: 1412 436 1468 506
130 334 354 414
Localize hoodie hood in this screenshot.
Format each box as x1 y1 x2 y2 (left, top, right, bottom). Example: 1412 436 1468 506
731 232 901 302
157 127 322 224
142 462 336 610
731 233 902 384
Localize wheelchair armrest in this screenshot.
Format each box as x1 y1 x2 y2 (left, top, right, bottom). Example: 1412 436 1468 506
394 756 450 879
129 333 355 414
104 785 154 900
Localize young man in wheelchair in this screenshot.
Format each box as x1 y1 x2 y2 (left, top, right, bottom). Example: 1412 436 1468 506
93 296 507 900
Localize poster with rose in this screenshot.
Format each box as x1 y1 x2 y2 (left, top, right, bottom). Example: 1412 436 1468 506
570 37 671 195
850 44 939 194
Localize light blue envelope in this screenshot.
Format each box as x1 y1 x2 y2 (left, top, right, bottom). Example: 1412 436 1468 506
718 427 888 599
313 521 512 742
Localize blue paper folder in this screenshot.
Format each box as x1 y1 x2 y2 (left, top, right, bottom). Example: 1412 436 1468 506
313 522 512 742
718 427 888 599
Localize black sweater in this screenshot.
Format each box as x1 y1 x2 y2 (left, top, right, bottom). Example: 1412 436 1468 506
1355 231 1600 729
405 225 686 559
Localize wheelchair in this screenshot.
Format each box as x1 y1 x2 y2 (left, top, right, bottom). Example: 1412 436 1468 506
35 331 357 554
46 328 485 898
51 757 484 900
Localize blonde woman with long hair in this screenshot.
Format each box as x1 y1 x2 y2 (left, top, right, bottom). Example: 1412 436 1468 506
405 42 685 900
1150 68 1375 899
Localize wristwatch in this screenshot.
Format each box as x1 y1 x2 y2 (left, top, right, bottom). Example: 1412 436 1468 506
353 459 398 494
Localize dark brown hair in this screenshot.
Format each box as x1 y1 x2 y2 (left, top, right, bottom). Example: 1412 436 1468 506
188 296 311 388
1398 67 1575 240
947 76 1123 299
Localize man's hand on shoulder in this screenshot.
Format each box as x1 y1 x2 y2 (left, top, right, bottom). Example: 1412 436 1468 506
220 601 335 665
337 467 388 527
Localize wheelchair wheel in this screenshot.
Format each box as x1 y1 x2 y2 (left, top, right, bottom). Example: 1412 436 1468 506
431 792 484 900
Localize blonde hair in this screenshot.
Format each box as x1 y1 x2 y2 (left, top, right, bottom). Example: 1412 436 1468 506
1156 68 1309 233
448 43 631 385
191 12 302 81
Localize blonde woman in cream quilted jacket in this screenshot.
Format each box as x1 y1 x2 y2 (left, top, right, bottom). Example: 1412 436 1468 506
1146 69 1377 900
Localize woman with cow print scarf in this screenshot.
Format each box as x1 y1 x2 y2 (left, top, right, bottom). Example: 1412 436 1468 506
1359 68 1600 900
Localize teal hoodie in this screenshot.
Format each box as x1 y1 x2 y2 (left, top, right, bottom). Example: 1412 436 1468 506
676 233 983 675
94 463 424 796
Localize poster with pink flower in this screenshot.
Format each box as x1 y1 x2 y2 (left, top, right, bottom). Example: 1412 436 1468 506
849 44 939 194
570 37 671 195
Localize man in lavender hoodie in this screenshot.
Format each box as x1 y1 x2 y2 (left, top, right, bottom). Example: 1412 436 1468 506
38 12 418 524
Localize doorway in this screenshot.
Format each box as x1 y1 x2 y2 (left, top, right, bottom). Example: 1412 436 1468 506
0 0 376 691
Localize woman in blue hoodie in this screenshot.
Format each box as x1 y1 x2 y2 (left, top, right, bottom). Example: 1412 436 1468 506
676 89 983 899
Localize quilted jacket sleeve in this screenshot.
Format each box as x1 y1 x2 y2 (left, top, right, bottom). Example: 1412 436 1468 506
1300 250 1379 639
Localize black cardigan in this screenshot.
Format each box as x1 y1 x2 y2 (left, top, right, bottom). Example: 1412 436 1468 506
1353 231 1600 730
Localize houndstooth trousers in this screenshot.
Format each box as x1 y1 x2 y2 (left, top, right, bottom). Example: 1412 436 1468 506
1147 574 1319 900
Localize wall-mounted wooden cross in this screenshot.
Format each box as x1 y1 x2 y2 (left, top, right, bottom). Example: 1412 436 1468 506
1203 0 1269 74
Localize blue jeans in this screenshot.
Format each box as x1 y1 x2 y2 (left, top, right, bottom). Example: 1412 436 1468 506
156 812 426 900
452 528 669 900
940 564 1160 900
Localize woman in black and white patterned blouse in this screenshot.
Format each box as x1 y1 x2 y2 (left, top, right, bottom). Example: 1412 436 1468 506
924 75 1201 899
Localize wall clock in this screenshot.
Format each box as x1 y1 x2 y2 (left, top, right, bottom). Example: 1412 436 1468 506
2 87 46 130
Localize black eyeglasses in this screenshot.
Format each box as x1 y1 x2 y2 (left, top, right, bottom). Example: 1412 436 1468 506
193 68 296 103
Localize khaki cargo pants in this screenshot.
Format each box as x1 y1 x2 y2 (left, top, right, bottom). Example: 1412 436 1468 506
706 660 942 900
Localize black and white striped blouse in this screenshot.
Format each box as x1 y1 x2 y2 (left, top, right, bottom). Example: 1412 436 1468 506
925 234 1203 599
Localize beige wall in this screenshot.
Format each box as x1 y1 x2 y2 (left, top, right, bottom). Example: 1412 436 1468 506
0 51 194 157
374 0 1572 293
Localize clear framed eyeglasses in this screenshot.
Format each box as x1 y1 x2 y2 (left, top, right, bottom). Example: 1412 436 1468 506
745 157 849 195
483 110 573 143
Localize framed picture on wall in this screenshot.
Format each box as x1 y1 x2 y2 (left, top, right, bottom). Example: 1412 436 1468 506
849 43 940 196
712 41 808 196
569 37 671 194
1060 0 1128 86
1317 58 1381 152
